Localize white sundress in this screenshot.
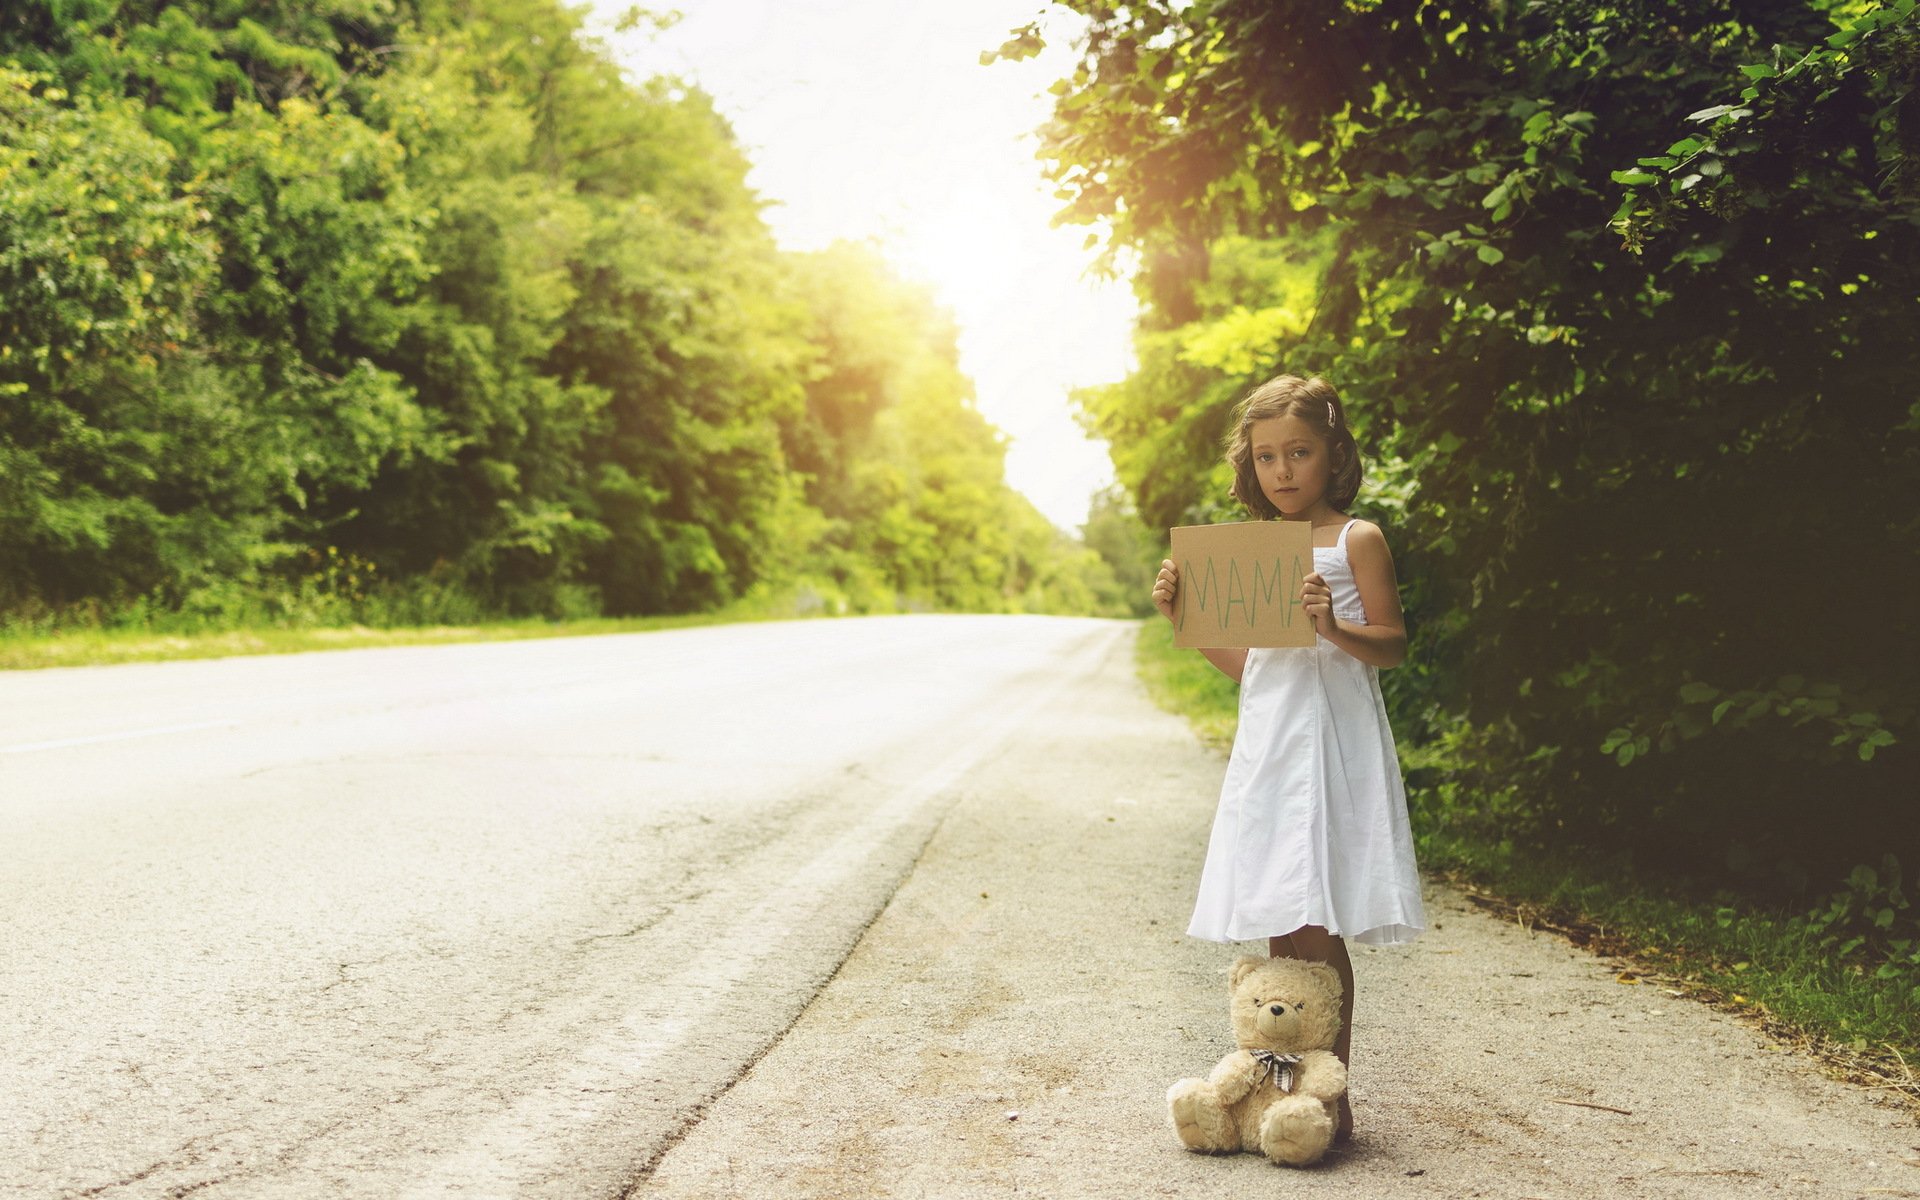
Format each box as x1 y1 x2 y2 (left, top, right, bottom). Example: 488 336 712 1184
1187 517 1426 947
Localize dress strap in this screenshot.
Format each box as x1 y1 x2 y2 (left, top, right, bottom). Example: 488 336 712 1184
1337 518 1359 550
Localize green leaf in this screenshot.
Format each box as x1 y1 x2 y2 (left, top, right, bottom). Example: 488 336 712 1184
1679 681 1719 704
1611 169 1658 186
1476 243 1505 265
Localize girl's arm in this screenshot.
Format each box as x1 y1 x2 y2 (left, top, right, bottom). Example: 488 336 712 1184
1197 646 1251 683
1306 521 1408 669
1152 560 1250 683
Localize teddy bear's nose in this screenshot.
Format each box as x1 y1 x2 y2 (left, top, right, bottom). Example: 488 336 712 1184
1269 1005 1285 1016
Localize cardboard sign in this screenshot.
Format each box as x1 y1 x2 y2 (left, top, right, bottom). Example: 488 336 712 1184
1169 521 1317 649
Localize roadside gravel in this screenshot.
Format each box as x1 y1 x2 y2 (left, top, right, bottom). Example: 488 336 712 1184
633 634 1917 1199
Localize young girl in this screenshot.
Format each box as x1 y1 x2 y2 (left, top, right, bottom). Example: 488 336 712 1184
1150 373 1425 1143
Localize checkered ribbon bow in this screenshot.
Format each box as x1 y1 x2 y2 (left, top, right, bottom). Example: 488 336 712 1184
1251 1050 1303 1093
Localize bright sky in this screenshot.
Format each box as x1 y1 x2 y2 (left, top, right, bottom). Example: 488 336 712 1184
590 0 1137 531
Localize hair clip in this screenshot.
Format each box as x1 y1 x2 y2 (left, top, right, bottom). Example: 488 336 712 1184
1327 401 1336 427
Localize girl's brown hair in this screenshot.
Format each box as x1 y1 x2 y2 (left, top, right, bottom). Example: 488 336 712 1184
1226 374 1362 518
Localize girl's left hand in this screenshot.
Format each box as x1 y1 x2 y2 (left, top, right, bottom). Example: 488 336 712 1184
1302 571 1336 636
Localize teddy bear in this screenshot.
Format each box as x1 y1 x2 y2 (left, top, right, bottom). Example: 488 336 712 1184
1167 955 1348 1167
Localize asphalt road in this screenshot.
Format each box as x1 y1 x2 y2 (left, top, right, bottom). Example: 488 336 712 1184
0 615 1127 1198
8 615 1913 1199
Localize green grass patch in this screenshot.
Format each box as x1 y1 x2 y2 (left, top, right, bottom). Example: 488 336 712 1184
0 607 795 671
1131 621 1920 1095
1134 619 1240 751
1 570 1119 671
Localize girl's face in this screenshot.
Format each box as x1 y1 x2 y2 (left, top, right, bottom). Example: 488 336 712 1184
1249 414 1335 518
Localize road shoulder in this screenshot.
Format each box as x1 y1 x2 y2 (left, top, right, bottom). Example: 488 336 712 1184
632 634 1918 1199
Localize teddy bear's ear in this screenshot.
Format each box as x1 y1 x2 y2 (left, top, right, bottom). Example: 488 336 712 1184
1229 955 1266 989
1304 960 1343 1001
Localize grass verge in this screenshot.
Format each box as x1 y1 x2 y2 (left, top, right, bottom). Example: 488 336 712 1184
0 607 794 671
1132 619 1240 752
1133 620 1920 1113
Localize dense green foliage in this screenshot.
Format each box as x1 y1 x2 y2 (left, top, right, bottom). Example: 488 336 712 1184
1020 0 1919 969
1080 483 1163 617
779 243 1124 616
0 0 1122 632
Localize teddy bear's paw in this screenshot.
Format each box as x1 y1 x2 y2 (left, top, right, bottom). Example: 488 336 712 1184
1258 1094 1334 1167
1167 1080 1237 1153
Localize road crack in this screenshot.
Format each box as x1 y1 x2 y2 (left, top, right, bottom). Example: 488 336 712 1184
72 1134 224 1199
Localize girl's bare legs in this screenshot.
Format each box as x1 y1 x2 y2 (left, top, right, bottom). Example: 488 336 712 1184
1269 926 1356 1142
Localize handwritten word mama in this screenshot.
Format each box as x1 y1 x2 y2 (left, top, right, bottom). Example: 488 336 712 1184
1178 555 1307 636
1168 521 1317 649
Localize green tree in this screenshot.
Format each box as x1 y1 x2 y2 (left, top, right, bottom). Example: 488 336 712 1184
1079 483 1160 617
784 243 1022 611
2 2 448 618
780 242 1125 615
1 0 1121 630
1028 0 1920 891
352 0 823 615
0 68 228 612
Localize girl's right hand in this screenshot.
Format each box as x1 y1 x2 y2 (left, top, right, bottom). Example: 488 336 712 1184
1152 559 1179 623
